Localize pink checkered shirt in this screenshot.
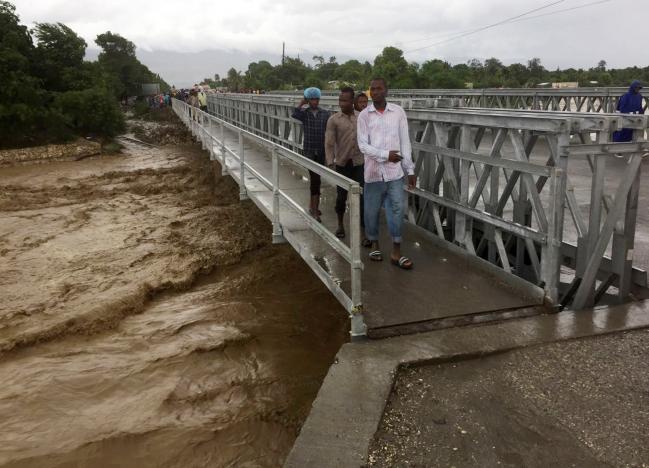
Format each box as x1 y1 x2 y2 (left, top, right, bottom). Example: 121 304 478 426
356 102 414 183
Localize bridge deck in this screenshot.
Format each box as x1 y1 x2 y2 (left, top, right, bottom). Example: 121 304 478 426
208 121 545 337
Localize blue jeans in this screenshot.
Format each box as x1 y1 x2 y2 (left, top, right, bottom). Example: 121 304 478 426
364 179 404 243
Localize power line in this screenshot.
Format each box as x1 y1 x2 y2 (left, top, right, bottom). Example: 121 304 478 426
405 0 566 54
309 0 614 60
499 0 611 25
397 0 565 48
333 0 563 53
404 0 611 54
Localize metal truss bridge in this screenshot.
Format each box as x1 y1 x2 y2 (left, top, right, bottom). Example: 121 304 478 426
172 90 648 338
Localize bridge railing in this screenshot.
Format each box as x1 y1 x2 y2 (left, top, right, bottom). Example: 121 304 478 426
205 93 649 310
405 107 648 307
172 98 366 336
267 87 648 113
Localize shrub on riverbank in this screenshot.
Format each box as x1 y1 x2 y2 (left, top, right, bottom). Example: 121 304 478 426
55 88 126 139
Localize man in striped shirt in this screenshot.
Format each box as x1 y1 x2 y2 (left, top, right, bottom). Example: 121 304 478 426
357 78 416 269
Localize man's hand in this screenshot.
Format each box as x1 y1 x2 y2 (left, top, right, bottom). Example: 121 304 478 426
388 150 402 163
407 175 417 190
298 98 307 107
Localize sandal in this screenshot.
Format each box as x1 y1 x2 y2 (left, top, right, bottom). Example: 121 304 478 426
369 250 383 262
335 227 345 239
361 238 372 248
391 256 413 270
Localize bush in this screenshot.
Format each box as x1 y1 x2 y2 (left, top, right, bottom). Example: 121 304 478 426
132 98 150 117
55 87 125 138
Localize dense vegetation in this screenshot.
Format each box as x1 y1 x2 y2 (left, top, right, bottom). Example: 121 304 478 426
0 1 167 149
206 46 648 92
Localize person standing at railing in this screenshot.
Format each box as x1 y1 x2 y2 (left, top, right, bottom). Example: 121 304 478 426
325 87 370 245
357 78 416 270
292 87 331 222
197 88 207 112
613 80 644 142
188 89 199 121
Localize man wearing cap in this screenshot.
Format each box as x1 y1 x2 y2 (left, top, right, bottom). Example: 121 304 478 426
613 80 645 142
292 87 330 221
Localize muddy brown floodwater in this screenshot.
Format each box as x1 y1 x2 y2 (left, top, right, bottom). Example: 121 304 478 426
0 118 348 467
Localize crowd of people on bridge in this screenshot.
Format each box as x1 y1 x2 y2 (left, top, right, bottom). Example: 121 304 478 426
292 79 415 270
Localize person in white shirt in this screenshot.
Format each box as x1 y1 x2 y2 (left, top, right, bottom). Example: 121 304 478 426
357 78 416 269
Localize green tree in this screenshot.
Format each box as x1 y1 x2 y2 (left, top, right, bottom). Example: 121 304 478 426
0 0 49 148
336 59 369 87
314 56 339 86
95 31 167 99
277 56 308 89
32 22 88 92
225 67 242 91
95 31 139 99
527 57 546 85
55 87 125 138
244 60 279 90
373 46 407 86
503 63 528 87
483 58 504 87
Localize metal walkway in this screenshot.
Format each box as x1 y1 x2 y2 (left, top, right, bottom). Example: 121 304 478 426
174 95 649 338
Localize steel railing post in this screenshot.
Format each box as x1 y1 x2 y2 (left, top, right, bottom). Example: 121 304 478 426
207 116 215 161
200 112 207 150
220 121 228 175
540 165 565 304
349 183 367 339
238 130 248 200
271 147 284 243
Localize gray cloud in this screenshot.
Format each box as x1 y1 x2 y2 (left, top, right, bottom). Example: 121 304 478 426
13 0 645 87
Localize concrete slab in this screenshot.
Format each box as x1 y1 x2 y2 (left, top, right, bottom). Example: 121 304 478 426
284 299 649 468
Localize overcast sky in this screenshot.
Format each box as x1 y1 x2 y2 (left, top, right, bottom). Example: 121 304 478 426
13 0 647 87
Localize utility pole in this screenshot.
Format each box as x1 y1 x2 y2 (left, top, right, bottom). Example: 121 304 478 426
282 42 285 65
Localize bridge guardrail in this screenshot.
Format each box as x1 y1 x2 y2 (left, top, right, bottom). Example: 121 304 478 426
267 87 648 113
173 98 366 336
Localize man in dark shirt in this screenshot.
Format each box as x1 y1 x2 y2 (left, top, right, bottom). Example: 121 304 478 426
292 87 330 221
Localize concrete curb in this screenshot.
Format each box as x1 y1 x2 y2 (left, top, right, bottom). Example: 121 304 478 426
284 300 649 467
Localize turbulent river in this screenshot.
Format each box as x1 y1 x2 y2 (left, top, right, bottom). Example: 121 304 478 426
0 117 348 467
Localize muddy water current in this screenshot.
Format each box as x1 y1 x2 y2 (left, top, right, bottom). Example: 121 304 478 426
0 126 348 467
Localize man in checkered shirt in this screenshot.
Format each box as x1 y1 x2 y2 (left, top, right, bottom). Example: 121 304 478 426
292 87 330 221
